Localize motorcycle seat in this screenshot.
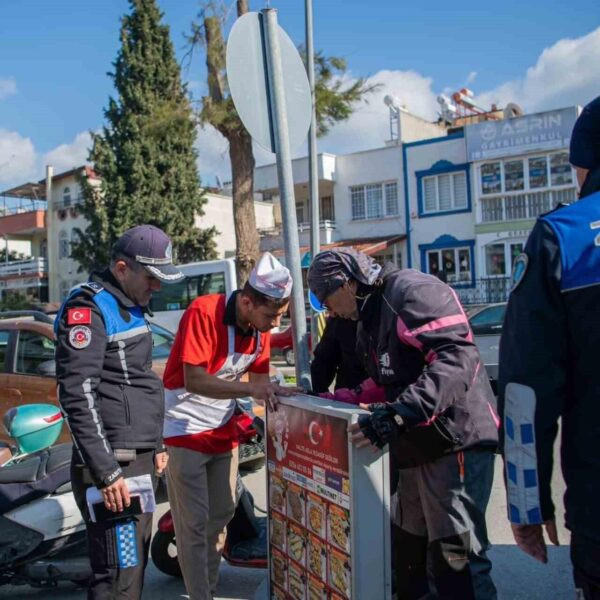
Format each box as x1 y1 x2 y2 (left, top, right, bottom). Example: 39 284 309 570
0 444 73 514
0 443 72 484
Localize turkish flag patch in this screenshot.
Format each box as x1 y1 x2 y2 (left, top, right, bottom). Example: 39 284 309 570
67 307 92 325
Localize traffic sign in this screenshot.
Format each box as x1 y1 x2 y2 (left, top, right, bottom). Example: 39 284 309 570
226 12 311 153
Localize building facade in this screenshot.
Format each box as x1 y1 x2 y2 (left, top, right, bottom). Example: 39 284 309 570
255 103 581 305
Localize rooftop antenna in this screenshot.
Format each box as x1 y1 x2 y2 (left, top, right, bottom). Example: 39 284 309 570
383 94 404 143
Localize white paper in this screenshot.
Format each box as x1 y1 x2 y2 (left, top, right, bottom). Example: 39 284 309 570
86 473 155 523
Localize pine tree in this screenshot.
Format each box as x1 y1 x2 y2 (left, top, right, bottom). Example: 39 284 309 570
72 0 216 272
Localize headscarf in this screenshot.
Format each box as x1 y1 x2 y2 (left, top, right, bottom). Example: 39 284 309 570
307 248 382 303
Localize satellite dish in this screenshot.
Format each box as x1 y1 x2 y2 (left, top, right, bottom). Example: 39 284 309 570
504 103 524 118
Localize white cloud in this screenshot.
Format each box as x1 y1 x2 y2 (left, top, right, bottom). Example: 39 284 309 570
0 130 37 186
43 131 92 174
0 78 17 100
475 27 600 114
313 69 439 156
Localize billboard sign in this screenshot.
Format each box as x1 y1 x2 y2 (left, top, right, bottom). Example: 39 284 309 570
466 106 579 161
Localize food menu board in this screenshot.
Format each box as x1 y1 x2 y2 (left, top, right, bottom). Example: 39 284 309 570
266 398 359 600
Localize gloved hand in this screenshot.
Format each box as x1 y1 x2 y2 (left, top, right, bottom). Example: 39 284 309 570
319 388 361 405
318 378 385 406
357 403 406 448
355 378 386 404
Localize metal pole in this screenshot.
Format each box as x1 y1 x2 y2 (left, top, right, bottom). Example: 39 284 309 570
261 8 311 388
305 0 321 352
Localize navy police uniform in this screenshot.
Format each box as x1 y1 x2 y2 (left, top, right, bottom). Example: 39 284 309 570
55 268 164 599
499 96 600 600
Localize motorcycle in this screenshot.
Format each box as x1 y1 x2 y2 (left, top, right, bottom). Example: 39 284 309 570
0 403 90 587
151 403 268 577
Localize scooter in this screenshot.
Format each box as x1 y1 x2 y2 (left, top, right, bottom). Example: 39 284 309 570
0 404 90 587
151 406 268 577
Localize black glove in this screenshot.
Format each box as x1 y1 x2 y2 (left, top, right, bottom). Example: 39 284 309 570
357 403 406 448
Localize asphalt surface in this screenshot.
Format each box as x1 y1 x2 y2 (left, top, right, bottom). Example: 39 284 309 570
0 440 574 600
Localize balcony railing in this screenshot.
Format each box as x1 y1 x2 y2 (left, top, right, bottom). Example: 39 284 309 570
452 277 511 306
480 187 577 223
0 257 47 278
297 219 336 233
54 196 83 210
0 196 47 216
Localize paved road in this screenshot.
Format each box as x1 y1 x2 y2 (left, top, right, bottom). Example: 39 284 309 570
0 446 573 599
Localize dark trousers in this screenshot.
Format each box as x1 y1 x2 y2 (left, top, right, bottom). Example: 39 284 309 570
393 449 497 600
572 532 600 600
71 449 156 600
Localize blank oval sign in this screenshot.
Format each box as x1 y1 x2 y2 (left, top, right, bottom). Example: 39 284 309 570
226 11 311 154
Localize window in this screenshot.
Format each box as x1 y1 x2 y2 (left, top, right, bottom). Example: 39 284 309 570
0 330 10 373
296 203 305 224
15 330 55 376
550 152 573 186
59 230 69 259
485 243 506 276
504 160 524 191
149 322 174 360
426 246 472 284
481 162 502 194
40 239 47 259
528 157 548 188
320 196 334 221
149 272 226 313
422 172 468 214
63 187 71 207
384 183 398 215
350 182 398 220
484 241 525 277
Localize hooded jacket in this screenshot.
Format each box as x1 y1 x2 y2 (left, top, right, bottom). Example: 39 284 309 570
357 263 499 468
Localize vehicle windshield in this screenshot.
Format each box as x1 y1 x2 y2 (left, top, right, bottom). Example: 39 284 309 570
149 322 175 360
469 304 507 334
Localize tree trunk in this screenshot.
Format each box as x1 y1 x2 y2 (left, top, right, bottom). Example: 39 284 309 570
229 130 259 285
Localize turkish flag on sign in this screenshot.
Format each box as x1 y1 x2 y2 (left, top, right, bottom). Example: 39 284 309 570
67 307 92 325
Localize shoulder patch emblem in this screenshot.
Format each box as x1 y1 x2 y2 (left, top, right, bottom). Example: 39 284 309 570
511 253 529 292
67 307 91 325
69 325 92 349
80 281 104 294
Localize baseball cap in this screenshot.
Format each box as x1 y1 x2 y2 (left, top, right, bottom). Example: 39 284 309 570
112 225 184 284
570 96 600 170
248 252 292 299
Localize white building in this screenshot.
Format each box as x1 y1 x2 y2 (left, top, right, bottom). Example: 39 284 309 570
2 167 276 303
254 102 582 305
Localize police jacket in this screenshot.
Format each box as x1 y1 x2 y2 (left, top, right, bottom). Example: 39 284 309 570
55 269 164 487
357 264 499 468
499 191 600 542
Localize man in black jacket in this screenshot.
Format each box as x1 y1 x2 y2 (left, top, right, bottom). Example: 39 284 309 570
310 316 367 393
498 97 600 599
55 225 182 599
308 250 499 600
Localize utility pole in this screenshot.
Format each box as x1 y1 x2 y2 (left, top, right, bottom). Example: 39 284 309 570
305 0 320 350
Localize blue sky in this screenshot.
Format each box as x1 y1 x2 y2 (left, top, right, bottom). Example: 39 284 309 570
1 0 599 188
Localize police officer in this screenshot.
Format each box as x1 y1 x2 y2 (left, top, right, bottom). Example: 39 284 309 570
55 225 183 599
499 97 600 599
308 248 499 600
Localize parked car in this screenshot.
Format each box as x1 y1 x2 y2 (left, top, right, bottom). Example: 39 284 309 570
0 311 175 445
468 302 507 395
271 324 312 366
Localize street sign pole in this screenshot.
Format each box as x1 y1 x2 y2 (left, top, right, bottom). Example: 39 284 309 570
305 0 321 352
261 8 311 388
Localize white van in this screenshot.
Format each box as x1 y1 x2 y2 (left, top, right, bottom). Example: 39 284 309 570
148 258 237 333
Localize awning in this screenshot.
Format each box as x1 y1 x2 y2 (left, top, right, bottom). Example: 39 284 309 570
274 234 406 265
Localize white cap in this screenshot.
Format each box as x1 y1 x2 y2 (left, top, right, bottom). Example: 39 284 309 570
248 252 293 299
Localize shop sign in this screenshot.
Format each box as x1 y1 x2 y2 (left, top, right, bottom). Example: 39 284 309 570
466 107 578 161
